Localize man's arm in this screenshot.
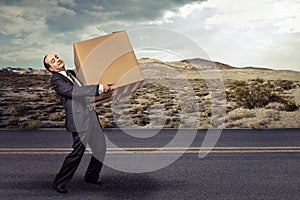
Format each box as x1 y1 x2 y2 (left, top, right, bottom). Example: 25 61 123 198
51 73 99 98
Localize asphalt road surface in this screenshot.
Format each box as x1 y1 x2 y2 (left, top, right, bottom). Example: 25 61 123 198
0 128 300 200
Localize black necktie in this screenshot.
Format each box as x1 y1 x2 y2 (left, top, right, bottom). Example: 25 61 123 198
66 71 81 86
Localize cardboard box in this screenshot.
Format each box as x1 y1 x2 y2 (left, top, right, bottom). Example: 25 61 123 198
73 30 144 104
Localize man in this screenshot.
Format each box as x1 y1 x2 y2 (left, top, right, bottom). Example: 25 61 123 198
43 54 111 193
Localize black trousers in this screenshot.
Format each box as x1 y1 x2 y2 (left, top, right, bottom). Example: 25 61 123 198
53 116 106 186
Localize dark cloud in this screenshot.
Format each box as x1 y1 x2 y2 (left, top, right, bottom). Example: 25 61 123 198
87 0 205 20
45 0 206 32
0 0 206 33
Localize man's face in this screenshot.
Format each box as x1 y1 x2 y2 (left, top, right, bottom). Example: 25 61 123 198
45 54 65 72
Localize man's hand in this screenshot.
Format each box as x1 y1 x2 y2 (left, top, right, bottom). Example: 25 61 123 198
103 83 113 93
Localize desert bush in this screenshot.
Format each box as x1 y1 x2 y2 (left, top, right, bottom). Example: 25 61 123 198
226 79 299 110
10 97 22 102
254 78 265 83
49 113 63 121
171 117 181 123
227 84 271 108
266 102 285 111
274 80 296 90
31 96 42 102
44 96 58 103
279 99 299 111
7 117 20 127
266 101 298 112
46 106 57 113
10 104 31 116
231 80 247 87
132 116 149 126
100 119 113 128
38 115 48 121
168 122 180 128
226 109 256 122
28 113 39 120
19 121 40 129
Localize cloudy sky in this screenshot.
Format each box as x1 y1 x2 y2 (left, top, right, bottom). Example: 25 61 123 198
0 0 299 71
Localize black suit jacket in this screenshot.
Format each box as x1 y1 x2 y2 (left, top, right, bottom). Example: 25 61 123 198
51 70 99 132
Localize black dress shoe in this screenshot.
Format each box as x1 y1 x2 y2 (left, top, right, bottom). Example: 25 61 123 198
51 182 68 193
84 178 104 185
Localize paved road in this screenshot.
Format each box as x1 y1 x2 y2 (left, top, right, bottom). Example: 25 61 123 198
0 129 300 199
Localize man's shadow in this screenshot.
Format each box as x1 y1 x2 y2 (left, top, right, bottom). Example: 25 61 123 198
70 171 185 199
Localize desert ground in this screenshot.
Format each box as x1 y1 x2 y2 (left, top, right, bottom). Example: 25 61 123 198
0 58 299 129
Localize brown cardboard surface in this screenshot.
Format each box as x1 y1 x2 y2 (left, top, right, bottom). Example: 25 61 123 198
73 30 144 104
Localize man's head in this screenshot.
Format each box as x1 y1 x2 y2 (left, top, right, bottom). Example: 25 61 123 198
43 54 65 73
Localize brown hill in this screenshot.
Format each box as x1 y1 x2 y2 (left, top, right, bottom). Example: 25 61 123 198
138 57 275 71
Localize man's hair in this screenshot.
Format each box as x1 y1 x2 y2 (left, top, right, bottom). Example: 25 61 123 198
43 55 52 72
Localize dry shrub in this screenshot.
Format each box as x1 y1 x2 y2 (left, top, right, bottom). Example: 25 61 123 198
100 118 113 128
132 117 149 126
251 78 264 83
274 80 296 90
226 79 299 111
226 108 256 122
266 100 298 112
278 99 299 111
49 113 63 121
7 117 20 127
231 80 247 87
9 104 31 116
28 113 39 120
168 122 180 128
10 97 22 102
266 102 286 111
20 121 40 129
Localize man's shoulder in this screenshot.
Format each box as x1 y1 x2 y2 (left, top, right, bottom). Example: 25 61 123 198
51 72 65 83
51 72 62 78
